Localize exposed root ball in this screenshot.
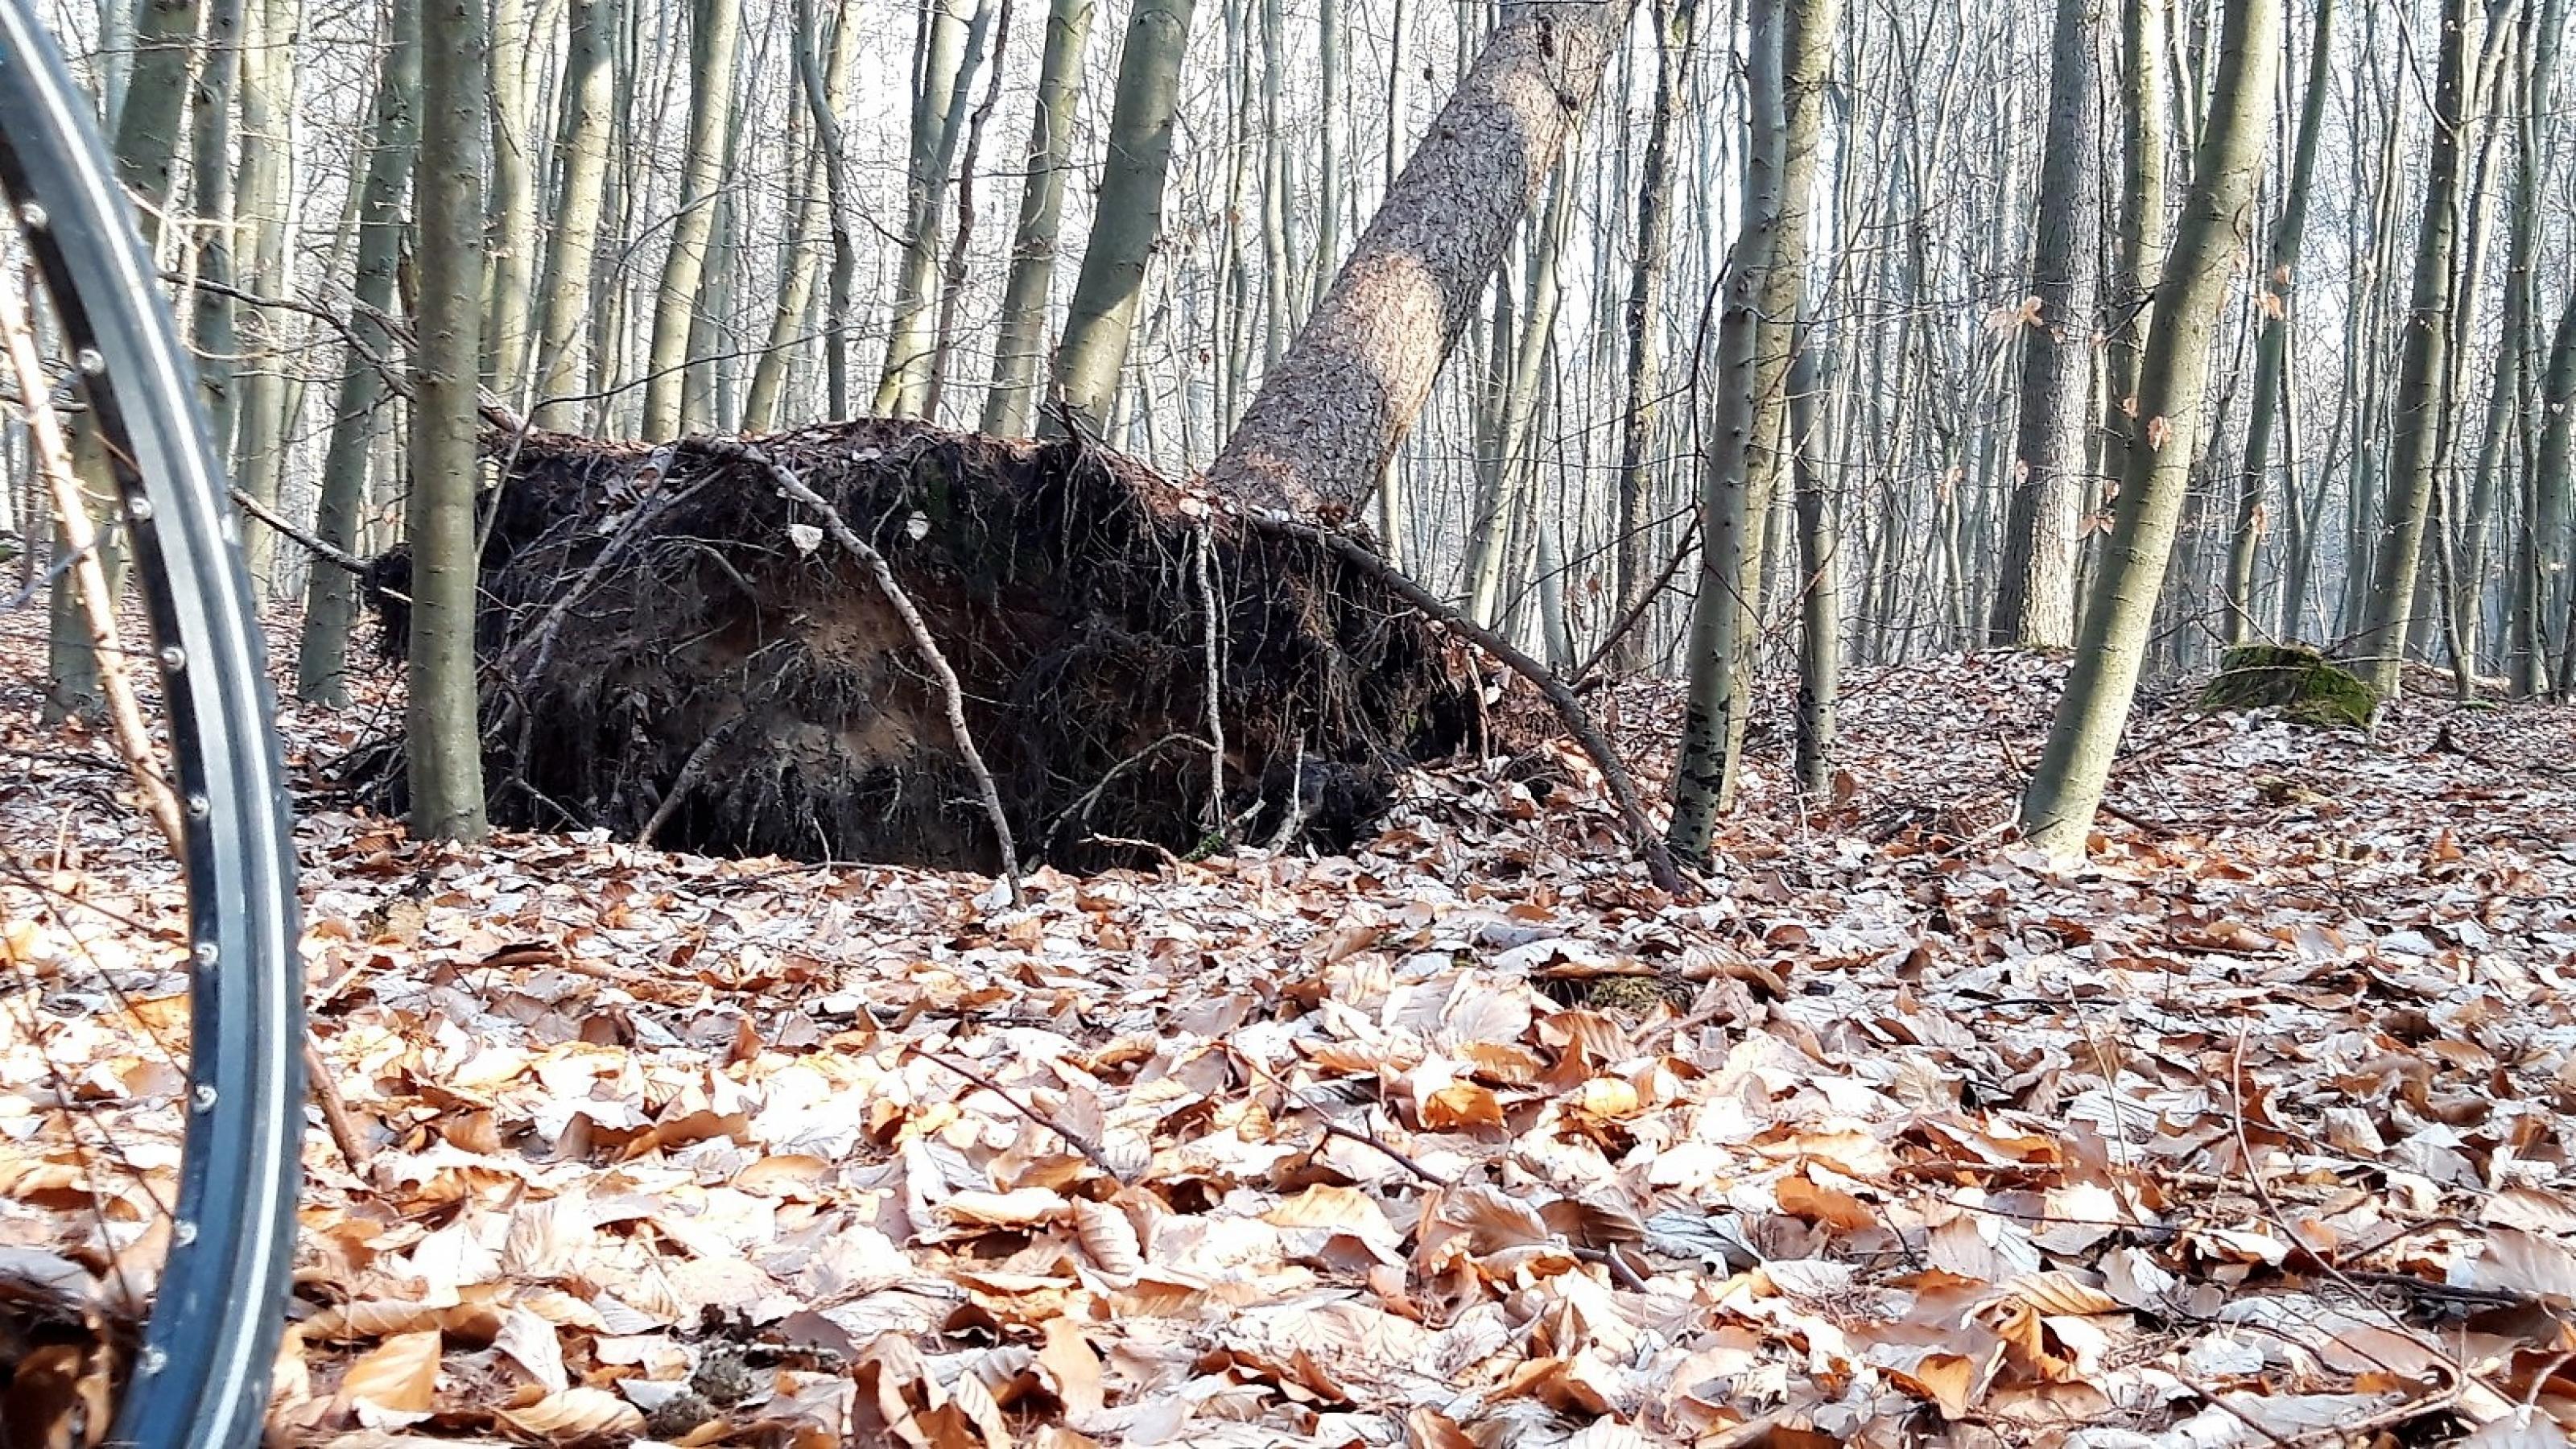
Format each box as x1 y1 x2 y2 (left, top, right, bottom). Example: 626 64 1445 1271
386 419 1476 871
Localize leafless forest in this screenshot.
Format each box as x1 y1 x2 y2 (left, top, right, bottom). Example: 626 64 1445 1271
2 0 2576 1440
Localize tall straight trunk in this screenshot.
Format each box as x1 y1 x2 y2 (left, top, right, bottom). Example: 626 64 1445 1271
298 0 417 703
2020 0 2278 862
1257 0 1294 361
2224 0 2333 644
233 0 293 592
188 0 244 459
99 0 134 130
1989 0 2101 649
530 0 615 427
787 0 861 421
1046 0 1197 436
1205 0 1635 513
638 0 741 439
982 0 1095 435
1669 0 1772 845
1371 0 1410 564
924 0 1014 422
485 0 537 390
411 0 489 843
2490 0 2558 689
2102 0 2168 493
1312 0 1342 296
2543 287 2576 694
1790 338 1839 792
2351 0 2479 696
1610 0 1698 673
1669 0 1834 854
1465 164 1572 625
877 0 993 415
745 126 827 432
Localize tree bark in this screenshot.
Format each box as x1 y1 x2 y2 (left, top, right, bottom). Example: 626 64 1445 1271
1046 0 1197 436
232 0 294 592
639 0 741 440
1668 0 1834 855
2223 0 2334 645
485 0 538 391
409 0 489 841
2020 0 2279 862
1609 0 1697 673
1203 0 1635 514
2101 0 2169 495
298 0 418 704
2351 0 2479 696
1790 339 1839 794
530 0 616 428
1988 0 2100 650
982 0 1094 435
877 0 994 417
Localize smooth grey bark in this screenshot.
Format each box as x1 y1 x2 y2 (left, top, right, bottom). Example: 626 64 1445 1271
878 0 994 416
1046 0 1197 436
787 0 862 420
232 0 293 592
2101 0 2168 493
639 0 741 439
411 0 489 841
299 0 418 704
187 0 243 456
530 0 615 427
2021 0 2279 861
1205 0 1635 513
1988 0 2100 650
2351 0 2479 696
1610 0 1697 673
1790 339 1839 793
1669 0 1834 852
1464 163 1572 625
982 0 1095 435
924 0 1015 422
2224 0 2334 644
485 0 537 390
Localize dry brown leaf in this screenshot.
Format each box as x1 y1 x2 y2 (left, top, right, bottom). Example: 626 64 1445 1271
332 1330 441 1427
493 1385 647 1439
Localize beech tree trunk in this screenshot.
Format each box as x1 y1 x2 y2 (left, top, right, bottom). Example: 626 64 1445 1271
983 0 1095 436
411 0 490 842
2021 0 2279 861
639 0 742 439
1046 0 1196 436
298 0 418 704
530 0 616 428
1609 0 1697 673
2351 0 2477 696
1988 0 2099 650
1203 0 1635 514
2224 0 2334 645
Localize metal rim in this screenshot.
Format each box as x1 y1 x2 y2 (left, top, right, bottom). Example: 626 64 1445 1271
0 9 303 1447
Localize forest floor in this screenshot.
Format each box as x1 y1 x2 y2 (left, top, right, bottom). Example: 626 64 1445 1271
6 630 2576 1447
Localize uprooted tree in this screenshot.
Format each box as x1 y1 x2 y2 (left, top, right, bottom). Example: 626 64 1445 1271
369 0 1662 881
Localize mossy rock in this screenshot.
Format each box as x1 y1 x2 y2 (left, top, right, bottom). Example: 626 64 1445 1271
2198 645 2378 729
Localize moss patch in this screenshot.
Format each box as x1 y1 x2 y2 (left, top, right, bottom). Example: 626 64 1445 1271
2198 645 2379 729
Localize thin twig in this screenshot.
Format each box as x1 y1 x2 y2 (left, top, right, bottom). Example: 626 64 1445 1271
638 720 736 848
1232 1049 1451 1188
228 485 366 574
903 1044 1123 1181
683 436 1024 906
303 1040 374 1174
0 271 183 850
1249 512 1687 894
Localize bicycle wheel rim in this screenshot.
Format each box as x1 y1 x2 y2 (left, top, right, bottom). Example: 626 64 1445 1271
0 8 303 1447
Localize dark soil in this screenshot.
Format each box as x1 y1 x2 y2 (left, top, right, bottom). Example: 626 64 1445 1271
369 419 1478 872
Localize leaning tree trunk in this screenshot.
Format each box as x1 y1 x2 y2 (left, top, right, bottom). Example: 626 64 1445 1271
983 0 1095 436
1045 0 1197 436
297 0 419 704
639 0 742 440
1203 0 1637 514
409 0 489 843
2350 0 2476 697
1988 0 2099 650
2223 0 2334 645
2021 0 2279 863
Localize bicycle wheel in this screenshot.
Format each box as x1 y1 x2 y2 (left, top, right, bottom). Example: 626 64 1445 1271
0 5 303 1447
